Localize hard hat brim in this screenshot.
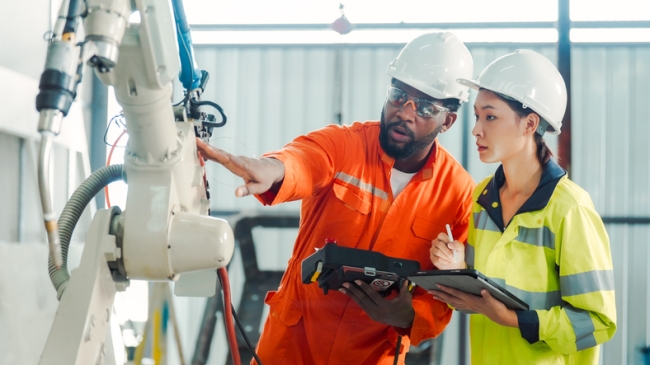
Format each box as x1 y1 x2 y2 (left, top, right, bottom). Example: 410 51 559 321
455 77 561 135
456 78 482 91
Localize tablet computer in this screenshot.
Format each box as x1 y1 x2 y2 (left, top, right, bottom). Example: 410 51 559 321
408 269 529 312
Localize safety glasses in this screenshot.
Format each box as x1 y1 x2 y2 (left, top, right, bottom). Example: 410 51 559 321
386 86 450 118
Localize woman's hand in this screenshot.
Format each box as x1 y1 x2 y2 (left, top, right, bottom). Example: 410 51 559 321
430 285 519 328
430 232 466 270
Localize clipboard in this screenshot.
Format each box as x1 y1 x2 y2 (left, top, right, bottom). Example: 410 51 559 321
408 269 529 312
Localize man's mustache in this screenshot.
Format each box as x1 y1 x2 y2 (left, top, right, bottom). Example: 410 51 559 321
386 120 414 138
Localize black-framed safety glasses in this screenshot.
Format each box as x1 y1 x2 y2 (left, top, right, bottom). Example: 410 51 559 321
386 86 450 118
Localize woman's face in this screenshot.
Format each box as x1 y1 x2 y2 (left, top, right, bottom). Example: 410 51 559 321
472 90 529 164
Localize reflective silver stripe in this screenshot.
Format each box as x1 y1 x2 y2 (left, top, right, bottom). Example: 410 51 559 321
515 226 555 250
473 211 500 233
466 244 475 267
335 172 388 200
490 278 564 310
561 270 615 296
565 304 598 350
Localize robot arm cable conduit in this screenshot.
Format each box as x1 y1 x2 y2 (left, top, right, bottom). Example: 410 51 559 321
48 164 125 299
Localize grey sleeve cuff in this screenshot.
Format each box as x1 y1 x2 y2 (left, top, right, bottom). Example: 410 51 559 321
516 310 540 344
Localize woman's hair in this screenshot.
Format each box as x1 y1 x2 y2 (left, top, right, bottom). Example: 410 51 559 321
490 91 554 164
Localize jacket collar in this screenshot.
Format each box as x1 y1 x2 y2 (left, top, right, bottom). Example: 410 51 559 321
477 159 566 231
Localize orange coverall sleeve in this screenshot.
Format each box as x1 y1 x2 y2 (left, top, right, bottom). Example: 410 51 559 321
256 125 348 205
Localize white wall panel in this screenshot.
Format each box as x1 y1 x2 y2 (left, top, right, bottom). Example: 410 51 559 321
0 65 94 365
0 66 94 244
0 243 84 365
573 46 650 217
19 140 45 243
0 134 20 242
252 227 298 271
604 223 650 365
0 0 49 79
572 45 650 365
341 46 396 124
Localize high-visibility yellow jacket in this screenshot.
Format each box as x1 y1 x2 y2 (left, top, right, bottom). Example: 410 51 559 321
466 160 616 365
252 121 476 365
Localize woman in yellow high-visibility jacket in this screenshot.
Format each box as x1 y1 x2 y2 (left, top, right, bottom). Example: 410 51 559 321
429 49 616 365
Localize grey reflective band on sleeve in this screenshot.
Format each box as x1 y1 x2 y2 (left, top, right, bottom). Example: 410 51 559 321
565 304 598 351
490 277 564 310
560 270 615 297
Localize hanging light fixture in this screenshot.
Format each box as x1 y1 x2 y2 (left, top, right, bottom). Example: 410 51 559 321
331 2 352 35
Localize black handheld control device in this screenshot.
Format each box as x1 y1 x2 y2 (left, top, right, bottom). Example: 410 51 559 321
301 242 420 295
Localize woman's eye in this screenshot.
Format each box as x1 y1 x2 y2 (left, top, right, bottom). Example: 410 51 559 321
486 115 496 121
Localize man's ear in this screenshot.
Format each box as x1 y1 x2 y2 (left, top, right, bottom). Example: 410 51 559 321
441 112 458 133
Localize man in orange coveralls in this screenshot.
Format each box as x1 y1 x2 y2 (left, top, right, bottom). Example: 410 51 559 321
196 32 476 365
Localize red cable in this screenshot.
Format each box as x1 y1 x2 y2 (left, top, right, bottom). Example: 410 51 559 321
218 267 242 365
205 145 240 364
104 129 127 208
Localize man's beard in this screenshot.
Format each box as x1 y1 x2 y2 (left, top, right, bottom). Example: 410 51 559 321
379 109 442 160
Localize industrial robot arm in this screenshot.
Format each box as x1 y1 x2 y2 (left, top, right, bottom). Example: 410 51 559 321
36 0 235 363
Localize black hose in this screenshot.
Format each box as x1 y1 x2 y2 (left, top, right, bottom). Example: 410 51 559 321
190 99 227 128
231 304 263 365
393 336 402 365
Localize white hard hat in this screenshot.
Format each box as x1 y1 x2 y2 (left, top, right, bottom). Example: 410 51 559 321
387 32 474 103
457 49 567 135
